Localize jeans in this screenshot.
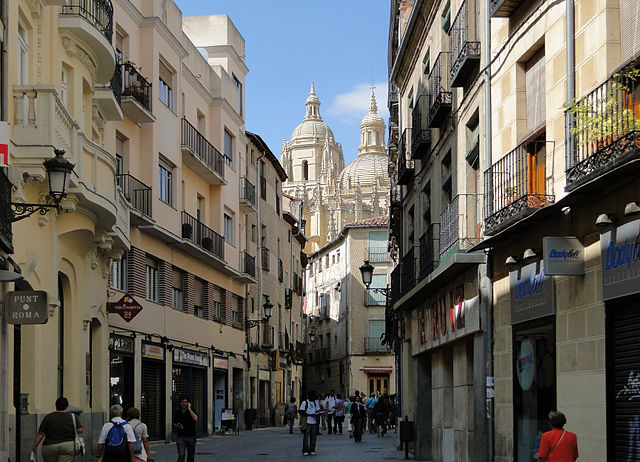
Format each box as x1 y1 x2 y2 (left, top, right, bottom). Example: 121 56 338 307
302 423 318 453
334 415 344 434
326 413 334 434
353 417 364 442
288 416 295 433
176 436 196 462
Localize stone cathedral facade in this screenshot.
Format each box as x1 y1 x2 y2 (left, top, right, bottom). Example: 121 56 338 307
281 84 390 253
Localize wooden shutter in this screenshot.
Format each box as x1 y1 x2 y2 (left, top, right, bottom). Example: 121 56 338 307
620 0 640 64
525 50 546 134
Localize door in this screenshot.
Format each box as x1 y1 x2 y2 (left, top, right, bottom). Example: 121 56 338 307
142 359 165 440
214 371 226 430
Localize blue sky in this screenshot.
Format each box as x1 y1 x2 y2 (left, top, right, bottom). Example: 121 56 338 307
175 0 390 165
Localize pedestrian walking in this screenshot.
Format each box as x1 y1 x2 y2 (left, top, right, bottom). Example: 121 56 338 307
318 393 327 433
31 397 83 462
126 407 152 462
351 396 367 443
374 394 389 437
538 411 579 462
299 390 321 456
365 393 377 433
172 395 198 462
325 390 336 434
344 397 353 438
284 397 298 434
95 404 137 462
334 394 345 435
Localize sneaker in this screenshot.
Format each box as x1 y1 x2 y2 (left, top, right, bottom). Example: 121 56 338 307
303 453 309 456
311 452 316 455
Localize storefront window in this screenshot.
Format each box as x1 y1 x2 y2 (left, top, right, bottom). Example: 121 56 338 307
109 335 135 412
514 318 556 462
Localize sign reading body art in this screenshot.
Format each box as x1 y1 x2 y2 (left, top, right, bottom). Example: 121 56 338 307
509 260 555 324
5 290 48 324
601 219 640 301
543 236 585 275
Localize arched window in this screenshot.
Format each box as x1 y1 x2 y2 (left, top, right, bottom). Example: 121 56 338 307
303 160 308 180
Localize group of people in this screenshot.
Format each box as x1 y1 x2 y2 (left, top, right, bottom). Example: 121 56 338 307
31 395 198 462
293 390 396 456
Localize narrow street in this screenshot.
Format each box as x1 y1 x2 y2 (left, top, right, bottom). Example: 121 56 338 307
149 426 406 462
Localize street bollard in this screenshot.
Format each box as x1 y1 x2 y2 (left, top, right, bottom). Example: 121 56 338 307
399 415 414 459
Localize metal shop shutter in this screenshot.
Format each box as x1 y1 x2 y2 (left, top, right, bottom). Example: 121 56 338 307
142 359 165 440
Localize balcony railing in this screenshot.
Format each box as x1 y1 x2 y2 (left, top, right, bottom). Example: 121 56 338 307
390 264 402 303
428 52 452 127
491 0 525 17
368 246 388 262
0 168 13 254
449 0 480 87
565 68 640 190
241 250 256 278
419 224 440 280
240 177 256 208
365 336 391 353
117 173 152 217
439 194 481 263
401 246 419 295
483 140 554 235
120 63 152 113
61 0 114 41
181 118 225 182
181 211 224 260
411 94 431 158
110 61 122 105
261 247 270 271
365 288 387 306
397 128 414 185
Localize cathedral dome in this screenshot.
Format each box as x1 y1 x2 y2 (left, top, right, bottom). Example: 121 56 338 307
338 152 388 191
360 87 385 129
291 83 335 142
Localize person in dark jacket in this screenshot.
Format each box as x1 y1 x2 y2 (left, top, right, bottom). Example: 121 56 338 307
173 396 198 462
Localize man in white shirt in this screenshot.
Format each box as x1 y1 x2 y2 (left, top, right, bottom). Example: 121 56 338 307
95 405 137 462
325 390 336 434
299 391 321 456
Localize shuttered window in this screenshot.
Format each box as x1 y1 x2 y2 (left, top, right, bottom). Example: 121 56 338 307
525 49 546 134
194 278 205 318
620 0 640 64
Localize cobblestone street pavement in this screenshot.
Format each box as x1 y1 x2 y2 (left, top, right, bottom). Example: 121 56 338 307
149 426 408 462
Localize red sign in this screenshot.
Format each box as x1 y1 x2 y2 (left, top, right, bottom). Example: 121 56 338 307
0 121 9 166
107 294 143 322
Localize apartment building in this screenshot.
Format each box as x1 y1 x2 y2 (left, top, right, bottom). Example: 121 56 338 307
305 217 395 399
388 0 489 460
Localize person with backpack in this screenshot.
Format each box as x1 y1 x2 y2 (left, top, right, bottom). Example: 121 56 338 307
126 408 152 462
284 397 298 434
298 390 321 456
173 395 198 462
95 405 137 462
31 397 83 462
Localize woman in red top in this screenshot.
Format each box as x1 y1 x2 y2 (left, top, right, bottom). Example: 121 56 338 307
538 411 579 462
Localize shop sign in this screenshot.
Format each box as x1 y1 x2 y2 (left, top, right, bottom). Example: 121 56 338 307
0 121 9 166
258 369 270 381
543 237 585 275
510 260 555 324
107 294 143 322
142 343 164 361
415 284 480 353
601 219 640 301
173 348 209 367
213 357 228 369
5 290 48 324
110 335 134 354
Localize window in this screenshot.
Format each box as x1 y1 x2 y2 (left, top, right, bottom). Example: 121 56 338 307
146 259 159 302
224 130 234 167
422 181 432 227
367 131 372 145
224 213 233 244
232 74 243 116
276 194 280 215
422 49 430 75
232 309 240 324
158 60 174 109
525 49 546 134
158 161 173 205
110 256 127 291
251 224 257 242
367 274 387 305
197 111 205 134
369 231 388 262
369 320 386 350
302 160 308 181
336 250 341 262
61 67 68 107
441 0 451 32
197 195 204 222
194 278 205 318
408 88 414 110
172 268 184 310
18 22 28 85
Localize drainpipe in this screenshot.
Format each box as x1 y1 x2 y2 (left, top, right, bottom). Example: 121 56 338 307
565 0 575 170
483 1 495 462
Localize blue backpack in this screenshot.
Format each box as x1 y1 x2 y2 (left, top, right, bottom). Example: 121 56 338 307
132 422 143 455
104 421 130 456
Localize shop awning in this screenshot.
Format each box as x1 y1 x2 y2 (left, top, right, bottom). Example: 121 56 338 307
363 366 393 374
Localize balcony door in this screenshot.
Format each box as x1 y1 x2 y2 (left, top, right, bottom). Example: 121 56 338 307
526 139 546 198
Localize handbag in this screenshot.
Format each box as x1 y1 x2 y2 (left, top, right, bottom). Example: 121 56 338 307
71 413 86 456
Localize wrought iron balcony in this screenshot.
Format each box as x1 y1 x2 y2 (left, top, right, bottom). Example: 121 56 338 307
565 68 640 191
261 247 270 271
0 168 13 254
397 128 414 185
61 0 113 41
239 177 256 211
390 263 402 303
411 94 431 158
483 140 554 235
419 224 440 280
365 288 387 306
118 63 153 122
401 246 419 295
389 185 403 243
181 211 224 260
365 336 391 353
368 245 388 262
116 173 152 217
491 0 525 17
428 52 453 127
439 194 481 263
450 0 481 87
181 118 225 184
241 250 256 278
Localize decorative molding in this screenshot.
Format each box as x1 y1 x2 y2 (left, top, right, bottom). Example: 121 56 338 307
61 33 98 81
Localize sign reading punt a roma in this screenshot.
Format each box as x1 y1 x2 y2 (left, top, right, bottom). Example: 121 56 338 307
107 294 143 322
5 290 49 324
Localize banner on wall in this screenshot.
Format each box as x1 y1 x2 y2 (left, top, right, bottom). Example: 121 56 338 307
509 260 555 324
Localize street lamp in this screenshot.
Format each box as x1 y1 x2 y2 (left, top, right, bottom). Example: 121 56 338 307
308 328 316 343
11 149 75 222
359 260 374 288
246 295 273 328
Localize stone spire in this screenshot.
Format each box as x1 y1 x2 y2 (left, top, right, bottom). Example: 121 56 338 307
369 84 378 113
304 82 322 121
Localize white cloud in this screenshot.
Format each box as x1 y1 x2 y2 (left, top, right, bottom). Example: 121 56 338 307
327 82 389 122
